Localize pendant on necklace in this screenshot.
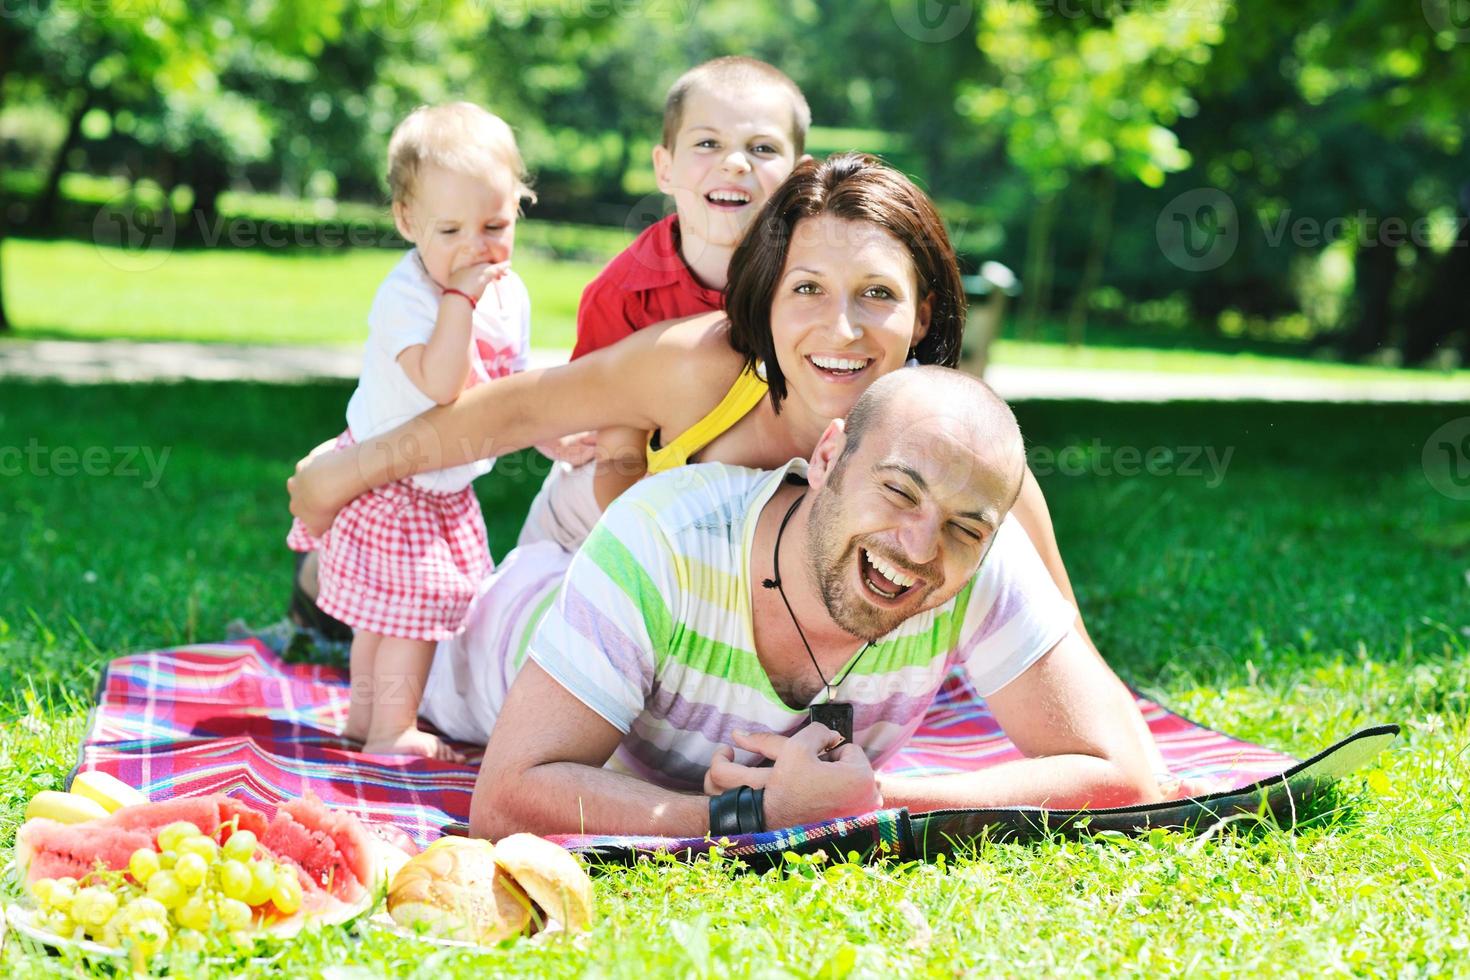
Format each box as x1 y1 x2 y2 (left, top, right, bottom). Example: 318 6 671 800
809 701 854 745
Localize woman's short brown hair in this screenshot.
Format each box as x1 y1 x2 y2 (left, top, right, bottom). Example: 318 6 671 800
725 153 966 410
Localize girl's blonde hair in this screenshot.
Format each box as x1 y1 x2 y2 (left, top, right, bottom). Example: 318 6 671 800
387 102 536 207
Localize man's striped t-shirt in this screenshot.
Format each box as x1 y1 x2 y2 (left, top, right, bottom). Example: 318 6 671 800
528 459 1077 792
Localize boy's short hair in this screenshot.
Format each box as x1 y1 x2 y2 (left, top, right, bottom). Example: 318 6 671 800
661 57 811 155
388 102 536 207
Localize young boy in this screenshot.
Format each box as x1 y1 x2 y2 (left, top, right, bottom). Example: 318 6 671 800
520 56 812 550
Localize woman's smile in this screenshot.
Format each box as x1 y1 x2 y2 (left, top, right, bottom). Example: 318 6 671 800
804 352 876 382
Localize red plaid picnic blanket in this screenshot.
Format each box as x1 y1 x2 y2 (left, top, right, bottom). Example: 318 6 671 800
74 639 1373 855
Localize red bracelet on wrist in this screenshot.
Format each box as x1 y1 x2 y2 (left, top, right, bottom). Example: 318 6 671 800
442 288 477 309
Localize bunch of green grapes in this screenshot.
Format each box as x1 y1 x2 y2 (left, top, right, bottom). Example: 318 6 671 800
27 820 306 956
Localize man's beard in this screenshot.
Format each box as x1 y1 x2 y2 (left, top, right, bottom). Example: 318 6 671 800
806 488 928 643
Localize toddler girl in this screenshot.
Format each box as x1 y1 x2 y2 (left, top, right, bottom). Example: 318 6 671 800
288 102 534 760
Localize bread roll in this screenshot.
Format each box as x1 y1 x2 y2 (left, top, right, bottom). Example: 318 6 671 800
491 833 594 934
387 837 531 944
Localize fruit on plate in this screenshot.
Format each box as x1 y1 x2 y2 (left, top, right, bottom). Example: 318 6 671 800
386 833 593 944
69 770 149 813
18 795 269 884
14 791 400 958
25 791 109 825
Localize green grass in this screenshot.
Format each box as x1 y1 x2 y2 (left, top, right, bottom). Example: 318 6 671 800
7 236 1470 390
1 382 1467 975
3 238 601 351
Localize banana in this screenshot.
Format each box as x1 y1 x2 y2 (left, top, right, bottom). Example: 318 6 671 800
25 790 108 824
69 770 147 813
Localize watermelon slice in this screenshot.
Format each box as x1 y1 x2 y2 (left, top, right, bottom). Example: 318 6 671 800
16 795 267 884
17 818 155 884
260 794 375 905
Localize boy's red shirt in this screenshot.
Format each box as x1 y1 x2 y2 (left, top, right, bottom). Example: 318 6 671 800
571 214 725 360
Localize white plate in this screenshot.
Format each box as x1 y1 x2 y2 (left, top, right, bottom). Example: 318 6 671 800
4 903 125 959
4 903 285 965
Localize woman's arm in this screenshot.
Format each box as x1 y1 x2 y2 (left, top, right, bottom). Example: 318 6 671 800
1008 466 1168 773
1010 466 1089 640
591 425 650 511
288 311 730 536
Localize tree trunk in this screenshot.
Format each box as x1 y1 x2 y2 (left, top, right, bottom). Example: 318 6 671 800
609 128 633 202
35 90 95 227
1401 213 1470 364
177 149 228 240
0 237 9 333
1018 192 1060 340
1066 171 1116 347
0 182 9 333
1340 238 1399 358
0 53 7 331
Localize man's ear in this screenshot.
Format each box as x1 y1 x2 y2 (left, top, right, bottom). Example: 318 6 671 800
806 418 847 492
391 199 416 244
911 291 934 349
652 143 674 195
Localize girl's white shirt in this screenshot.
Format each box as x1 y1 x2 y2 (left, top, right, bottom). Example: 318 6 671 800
345 249 531 493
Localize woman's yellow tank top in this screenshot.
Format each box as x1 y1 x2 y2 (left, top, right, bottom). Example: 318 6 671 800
645 364 768 474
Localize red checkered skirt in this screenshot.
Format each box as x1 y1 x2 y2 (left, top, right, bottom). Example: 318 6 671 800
287 434 490 641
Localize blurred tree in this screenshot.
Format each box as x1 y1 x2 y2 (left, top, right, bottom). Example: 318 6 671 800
962 0 1227 344
1170 0 1470 362
0 0 346 330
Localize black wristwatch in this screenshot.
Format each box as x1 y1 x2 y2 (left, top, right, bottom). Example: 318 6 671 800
709 785 766 836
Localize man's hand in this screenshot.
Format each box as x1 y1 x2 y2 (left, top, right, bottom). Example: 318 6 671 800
534 430 599 466
703 725 884 829
446 260 510 302
287 440 358 538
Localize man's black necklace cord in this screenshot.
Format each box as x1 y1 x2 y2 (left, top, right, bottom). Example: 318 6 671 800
761 490 871 703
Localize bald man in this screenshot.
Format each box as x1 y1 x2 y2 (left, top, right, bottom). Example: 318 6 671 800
420 367 1161 839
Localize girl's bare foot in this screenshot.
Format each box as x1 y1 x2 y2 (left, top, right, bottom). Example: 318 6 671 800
362 727 467 763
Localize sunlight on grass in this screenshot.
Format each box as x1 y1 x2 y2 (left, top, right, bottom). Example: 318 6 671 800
4 238 596 350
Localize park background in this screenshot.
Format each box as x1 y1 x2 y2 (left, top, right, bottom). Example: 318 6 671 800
2 0 1470 371
3 0 1470 976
